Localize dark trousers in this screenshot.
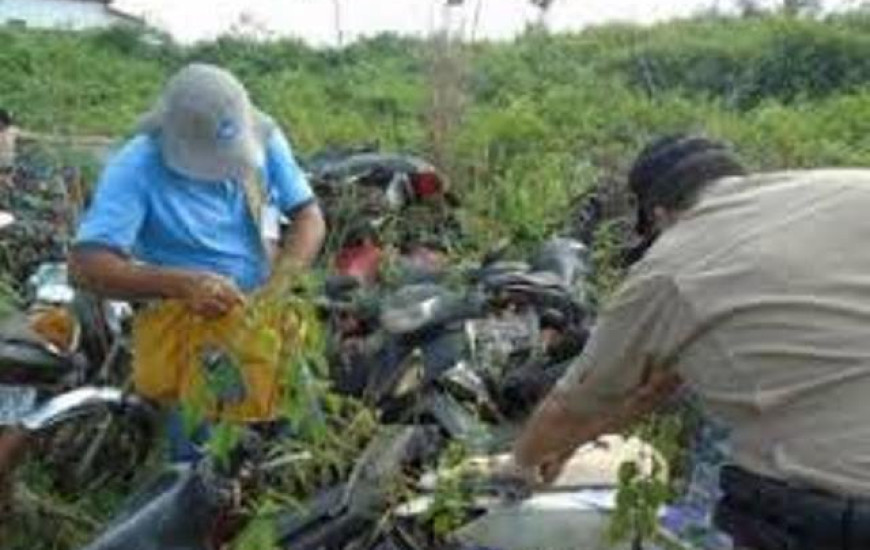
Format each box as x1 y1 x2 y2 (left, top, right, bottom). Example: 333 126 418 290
713 465 870 550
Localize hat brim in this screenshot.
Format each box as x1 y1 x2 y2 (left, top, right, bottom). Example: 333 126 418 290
139 107 274 182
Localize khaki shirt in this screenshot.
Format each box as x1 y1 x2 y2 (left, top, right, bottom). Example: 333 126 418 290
556 169 870 498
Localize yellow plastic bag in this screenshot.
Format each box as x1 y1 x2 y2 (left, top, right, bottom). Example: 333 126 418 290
132 300 285 423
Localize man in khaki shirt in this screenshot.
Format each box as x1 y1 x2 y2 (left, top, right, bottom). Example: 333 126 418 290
510 135 870 550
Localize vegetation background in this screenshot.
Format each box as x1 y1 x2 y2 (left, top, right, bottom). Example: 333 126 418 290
5 6 870 249
3 4 870 548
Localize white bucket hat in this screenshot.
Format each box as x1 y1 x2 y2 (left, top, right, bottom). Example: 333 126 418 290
139 63 274 181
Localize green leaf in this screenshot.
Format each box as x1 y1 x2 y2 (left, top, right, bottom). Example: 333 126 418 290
206 421 243 469
230 515 277 550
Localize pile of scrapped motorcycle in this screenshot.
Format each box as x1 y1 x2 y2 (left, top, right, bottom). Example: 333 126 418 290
0 149 660 550
0 160 152 498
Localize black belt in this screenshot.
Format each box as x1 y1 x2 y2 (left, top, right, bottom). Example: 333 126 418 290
714 465 870 550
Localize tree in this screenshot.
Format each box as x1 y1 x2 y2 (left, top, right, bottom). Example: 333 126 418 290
332 0 344 48
529 0 556 9
782 0 822 17
529 0 557 28
227 11 274 41
736 0 766 17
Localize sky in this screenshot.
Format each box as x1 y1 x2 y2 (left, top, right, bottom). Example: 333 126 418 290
113 0 859 45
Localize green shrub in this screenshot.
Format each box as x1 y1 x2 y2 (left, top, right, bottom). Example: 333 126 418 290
2 13 868 244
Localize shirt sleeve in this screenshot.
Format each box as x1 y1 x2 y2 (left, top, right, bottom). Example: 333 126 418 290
74 150 147 256
265 129 315 215
552 271 691 417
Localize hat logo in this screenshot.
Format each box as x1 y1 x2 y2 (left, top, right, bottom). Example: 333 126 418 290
216 118 240 142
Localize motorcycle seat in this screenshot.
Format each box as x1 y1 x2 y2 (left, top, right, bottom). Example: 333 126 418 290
529 237 591 288
380 284 483 336
0 338 75 385
485 270 566 291
0 311 76 385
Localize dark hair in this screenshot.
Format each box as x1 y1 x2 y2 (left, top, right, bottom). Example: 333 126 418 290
628 134 745 235
0 109 12 127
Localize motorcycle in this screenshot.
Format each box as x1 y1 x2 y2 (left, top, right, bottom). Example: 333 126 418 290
325 236 594 427
400 434 657 550
75 419 662 550
75 418 445 550
307 149 461 286
0 211 154 492
72 235 596 549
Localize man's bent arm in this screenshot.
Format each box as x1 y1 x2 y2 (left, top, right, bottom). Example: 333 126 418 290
275 202 326 272
513 369 681 471
512 272 689 473
69 248 196 301
514 393 616 470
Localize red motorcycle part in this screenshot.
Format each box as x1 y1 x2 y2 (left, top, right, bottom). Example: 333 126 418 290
334 240 382 284
409 171 443 199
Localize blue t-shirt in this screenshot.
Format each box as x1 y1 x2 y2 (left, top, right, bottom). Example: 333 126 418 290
75 130 314 292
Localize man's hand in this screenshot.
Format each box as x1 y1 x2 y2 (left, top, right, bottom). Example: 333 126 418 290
491 449 571 495
484 455 540 501
274 203 325 271
181 273 246 319
538 447 575 485
510 368 682 492
71 249 247 318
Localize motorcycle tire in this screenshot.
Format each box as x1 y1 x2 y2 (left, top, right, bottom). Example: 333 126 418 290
34 402 156 495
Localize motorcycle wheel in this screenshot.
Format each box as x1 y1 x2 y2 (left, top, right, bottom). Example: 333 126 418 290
34 403 156 495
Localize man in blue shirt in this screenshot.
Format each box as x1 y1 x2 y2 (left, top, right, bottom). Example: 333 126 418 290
71 63 325 317
69 64 326 461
